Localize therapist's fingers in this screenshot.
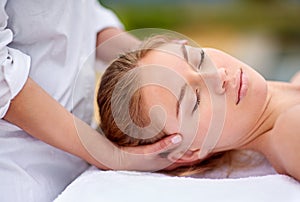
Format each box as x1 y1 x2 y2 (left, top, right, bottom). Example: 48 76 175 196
113 134 182 171
144 134 182 155
123 134 182 155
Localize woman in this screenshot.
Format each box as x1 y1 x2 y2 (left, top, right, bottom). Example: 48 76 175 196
97 35 300 180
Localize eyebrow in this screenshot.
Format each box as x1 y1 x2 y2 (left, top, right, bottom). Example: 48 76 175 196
176 83 187 118
181 44 189 62
198 49 205 70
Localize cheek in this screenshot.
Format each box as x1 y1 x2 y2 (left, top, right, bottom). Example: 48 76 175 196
203 48 229 67
164 116 180 134
191 95 213 149
221 69 268 144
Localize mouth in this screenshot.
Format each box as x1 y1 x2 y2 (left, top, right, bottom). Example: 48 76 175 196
236 68 248 105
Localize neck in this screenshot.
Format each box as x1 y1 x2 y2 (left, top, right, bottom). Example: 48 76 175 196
240 81 299 155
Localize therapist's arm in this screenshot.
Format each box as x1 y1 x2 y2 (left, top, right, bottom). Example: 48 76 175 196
4 78 181 171
96 27 140 63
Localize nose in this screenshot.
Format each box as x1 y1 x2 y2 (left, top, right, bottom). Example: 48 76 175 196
198 68 227 95
217 68 227 93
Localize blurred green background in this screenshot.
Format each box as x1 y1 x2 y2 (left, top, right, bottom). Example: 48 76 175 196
99 0 300 81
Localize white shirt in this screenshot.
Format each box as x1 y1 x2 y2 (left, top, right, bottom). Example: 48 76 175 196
0 0 122 201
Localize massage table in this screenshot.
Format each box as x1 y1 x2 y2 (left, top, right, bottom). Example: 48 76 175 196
55 154 300 202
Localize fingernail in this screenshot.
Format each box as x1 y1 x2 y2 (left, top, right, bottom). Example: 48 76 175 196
171 135 182 144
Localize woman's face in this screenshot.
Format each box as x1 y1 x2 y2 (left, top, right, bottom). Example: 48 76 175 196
138 43 268 162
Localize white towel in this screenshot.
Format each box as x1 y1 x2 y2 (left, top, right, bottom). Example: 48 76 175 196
55 164 300 202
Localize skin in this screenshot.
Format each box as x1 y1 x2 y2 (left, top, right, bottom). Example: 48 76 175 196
3 28 182 171
139 43 300 180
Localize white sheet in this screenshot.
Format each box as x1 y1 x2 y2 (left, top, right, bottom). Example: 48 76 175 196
55 157 300 202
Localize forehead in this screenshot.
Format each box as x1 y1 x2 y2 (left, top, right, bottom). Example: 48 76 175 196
141 84 176 107
136 43 196 125
140 84 179 131
137 44 186 100
137 44 187 104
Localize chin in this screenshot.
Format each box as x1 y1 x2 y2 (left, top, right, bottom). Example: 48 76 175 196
240 66 268 123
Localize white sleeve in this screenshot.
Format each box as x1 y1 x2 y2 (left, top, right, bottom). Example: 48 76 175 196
92 0 124 33
0 0 31 118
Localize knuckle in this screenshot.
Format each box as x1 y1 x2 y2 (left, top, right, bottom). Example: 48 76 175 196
159 140 168 151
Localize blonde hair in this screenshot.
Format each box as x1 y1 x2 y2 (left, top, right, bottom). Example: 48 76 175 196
97 35 248 176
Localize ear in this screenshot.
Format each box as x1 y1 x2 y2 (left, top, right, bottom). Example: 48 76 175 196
169 149 200 164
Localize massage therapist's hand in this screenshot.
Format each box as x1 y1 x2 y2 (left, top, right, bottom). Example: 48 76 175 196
114 134 183 171
75 117 183 171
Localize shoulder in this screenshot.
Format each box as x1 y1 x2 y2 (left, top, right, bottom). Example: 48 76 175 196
275 104 300 128
272 104 300 143
272 105 300 180
290 71 300 86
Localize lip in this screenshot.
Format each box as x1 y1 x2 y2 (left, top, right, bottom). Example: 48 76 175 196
236 68 248 105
